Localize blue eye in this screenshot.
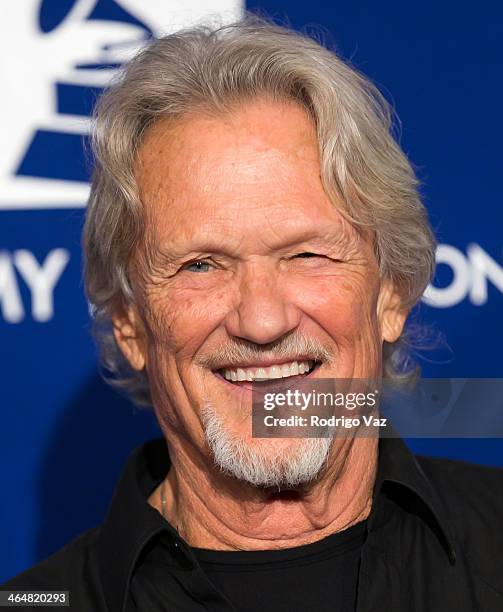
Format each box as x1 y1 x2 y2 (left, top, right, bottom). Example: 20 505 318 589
185 260 212 273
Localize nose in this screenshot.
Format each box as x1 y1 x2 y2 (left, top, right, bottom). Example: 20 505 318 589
224 263 301 345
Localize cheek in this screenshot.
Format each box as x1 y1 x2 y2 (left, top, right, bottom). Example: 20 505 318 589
294 275 379 336
144 286 231 358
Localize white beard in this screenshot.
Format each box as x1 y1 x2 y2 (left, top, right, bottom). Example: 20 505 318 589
201 403 333 489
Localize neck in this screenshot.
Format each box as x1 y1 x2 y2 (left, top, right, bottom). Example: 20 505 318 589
149 436 378 550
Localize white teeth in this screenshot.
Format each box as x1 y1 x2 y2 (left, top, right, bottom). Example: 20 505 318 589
221 360 316 382
255 368 267 381
281 364 291 377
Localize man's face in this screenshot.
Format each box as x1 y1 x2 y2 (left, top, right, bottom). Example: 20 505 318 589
116 97 405 485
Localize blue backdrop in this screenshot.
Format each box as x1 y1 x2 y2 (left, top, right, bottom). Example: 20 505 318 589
1 0 502 583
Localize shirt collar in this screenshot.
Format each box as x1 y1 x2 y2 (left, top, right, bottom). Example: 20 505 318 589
96 438 175 612
370 433 457 566
96 434 457 612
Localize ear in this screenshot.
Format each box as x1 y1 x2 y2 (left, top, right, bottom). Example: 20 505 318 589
377 280 408 343
111 302 147 371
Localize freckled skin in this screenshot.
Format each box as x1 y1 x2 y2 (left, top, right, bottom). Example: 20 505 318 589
114 97 407 550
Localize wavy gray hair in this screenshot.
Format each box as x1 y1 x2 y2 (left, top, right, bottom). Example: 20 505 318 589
83 14 436 407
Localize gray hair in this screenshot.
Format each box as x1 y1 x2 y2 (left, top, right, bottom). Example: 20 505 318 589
83 14 437 407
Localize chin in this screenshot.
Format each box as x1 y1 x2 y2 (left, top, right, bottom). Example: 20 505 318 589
201 403 333 489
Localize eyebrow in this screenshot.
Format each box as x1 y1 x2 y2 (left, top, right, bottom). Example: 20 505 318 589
155 240 242 263
155 223 361 262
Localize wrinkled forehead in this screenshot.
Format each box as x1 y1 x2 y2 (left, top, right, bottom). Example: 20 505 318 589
133 100 373 257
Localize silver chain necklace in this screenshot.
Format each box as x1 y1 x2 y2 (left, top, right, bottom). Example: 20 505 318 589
160 479 168 520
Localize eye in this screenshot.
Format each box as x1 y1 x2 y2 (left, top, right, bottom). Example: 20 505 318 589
183 260 213 273
290 252 343 265
293 252 325 259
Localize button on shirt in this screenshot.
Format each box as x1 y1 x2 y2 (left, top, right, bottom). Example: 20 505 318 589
3 435 503 611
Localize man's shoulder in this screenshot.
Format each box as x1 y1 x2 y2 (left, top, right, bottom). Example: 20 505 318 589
2 526 101 592
415 453 503 592
416 453 503 515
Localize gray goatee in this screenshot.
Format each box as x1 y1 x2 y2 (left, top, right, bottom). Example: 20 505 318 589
201 402 333 489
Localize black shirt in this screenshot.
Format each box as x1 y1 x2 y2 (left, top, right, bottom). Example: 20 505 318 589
3 435 503 611
188 519 366 611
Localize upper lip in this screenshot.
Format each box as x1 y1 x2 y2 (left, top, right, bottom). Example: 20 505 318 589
214 357 320 371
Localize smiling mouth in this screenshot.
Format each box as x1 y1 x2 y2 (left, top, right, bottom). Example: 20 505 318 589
213 360 322 387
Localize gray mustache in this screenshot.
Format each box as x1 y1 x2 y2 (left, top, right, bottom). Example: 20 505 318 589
196 334 333 370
